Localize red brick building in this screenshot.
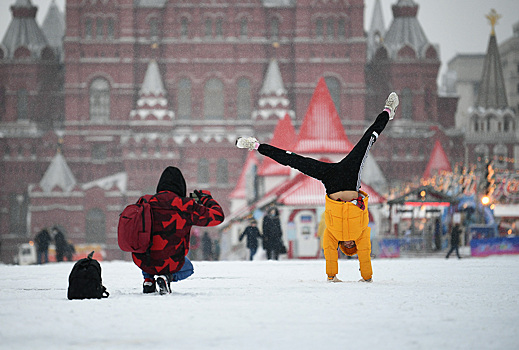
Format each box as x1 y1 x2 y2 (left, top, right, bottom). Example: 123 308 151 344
0 0 464 262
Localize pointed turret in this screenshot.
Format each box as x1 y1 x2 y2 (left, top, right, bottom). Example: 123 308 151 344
2 0 49 59
39 152 77 193
422 139 452 179
41 0 65 60
475 9 508 109
129 60 174 123
293 77 353 154
367 0 385 61
252 59 295 120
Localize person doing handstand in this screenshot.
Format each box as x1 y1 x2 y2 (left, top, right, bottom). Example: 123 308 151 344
235 92 399 283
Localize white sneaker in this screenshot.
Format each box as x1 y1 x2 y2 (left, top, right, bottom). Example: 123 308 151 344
384 92 399 120
235 137 258 151
327 276 342 283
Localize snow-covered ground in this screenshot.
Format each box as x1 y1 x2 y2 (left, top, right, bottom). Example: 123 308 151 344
1 255 518 350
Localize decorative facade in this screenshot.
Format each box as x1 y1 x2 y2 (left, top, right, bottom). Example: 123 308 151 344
0 0 465 262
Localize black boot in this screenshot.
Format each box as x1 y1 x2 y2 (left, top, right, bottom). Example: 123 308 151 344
156 275 171 295
143 278 156 294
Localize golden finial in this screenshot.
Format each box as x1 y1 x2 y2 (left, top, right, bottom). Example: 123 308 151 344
485 9 501 35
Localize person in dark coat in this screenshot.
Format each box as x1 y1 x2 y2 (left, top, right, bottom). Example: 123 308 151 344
262 207 284 260
35 228 51 264
201 232 213 261
239 219 262 261
446 223 462 259
53 227 68 262
132 166 225 294
65 242 75 261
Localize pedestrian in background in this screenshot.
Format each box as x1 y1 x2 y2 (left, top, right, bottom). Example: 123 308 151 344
239 219 262 261
446 223 462 259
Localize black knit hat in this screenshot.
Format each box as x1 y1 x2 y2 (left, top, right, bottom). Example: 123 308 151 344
156 166 187 197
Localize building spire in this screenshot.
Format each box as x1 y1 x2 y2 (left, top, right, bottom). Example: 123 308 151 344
252 59 294 120
129 60 174 123
476 9 508 109
367 0 385 60
485 8 501 36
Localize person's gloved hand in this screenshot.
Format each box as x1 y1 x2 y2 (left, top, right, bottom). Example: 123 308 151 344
359 278 373 283
327 275 342 283
194 190 212 205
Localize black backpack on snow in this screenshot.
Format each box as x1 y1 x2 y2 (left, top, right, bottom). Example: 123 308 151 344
67 251 109 300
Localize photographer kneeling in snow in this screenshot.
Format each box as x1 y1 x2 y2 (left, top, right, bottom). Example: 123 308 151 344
133 166 225 294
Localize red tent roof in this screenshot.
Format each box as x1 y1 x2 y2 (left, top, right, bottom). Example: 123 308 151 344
258 113 297 176
422 139 452 179
293 77 353 154
229 151 259 199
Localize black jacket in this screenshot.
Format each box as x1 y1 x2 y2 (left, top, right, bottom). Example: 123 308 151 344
451 225 462 246
240 226 262 249
262 214 283 251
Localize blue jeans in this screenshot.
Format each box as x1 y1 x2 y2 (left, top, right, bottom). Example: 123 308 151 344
249 247 257 261
142 258 194 282
37 250 48 264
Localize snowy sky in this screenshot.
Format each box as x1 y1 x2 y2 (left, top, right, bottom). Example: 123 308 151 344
0 0 518 80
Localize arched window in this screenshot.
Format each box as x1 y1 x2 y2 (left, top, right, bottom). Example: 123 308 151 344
149 18 160 38
504 116 514 132
177 78 191 119
473 116 480 132
338 18 346 38
237 78 251 119
217 158 228 184
86 208 106 243
107 18 115 39
326 18 334 38
401 88 413 120
17 89 28 121
494 144 508 169
205 18 212 38
215 18 223 38
270 17 279 39
198 158 210 184
181 18 189 38
240 18 248 38
315 18 323 38
324 77 341 115
204 78 224 120
89 78 110 121
96 18 104 39
85 18 93 38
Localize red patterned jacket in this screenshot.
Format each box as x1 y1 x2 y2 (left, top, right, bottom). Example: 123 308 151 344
132 190 224 275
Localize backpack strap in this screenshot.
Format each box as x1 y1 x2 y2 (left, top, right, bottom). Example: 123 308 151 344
101 285 109 298
137 195 157 265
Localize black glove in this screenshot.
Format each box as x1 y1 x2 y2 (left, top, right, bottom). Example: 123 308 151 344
193 190 212 205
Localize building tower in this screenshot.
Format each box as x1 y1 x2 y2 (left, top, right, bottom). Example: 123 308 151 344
466 9 518 172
